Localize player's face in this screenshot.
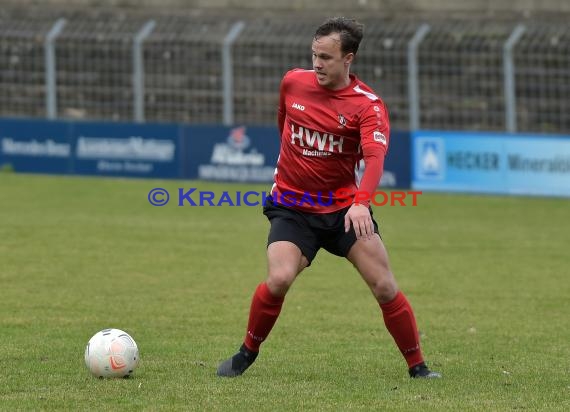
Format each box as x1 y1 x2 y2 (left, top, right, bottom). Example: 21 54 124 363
312 33 353 90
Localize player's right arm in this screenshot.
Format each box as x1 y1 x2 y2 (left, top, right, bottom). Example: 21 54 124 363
277 69 303 137
277 73 288 137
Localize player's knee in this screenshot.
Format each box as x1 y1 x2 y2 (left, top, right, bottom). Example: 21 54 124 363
266 269 296 296
371 278 398 303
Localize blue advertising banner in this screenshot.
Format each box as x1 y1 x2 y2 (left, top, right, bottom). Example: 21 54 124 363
184 125 411 188
382 130 411 188
412 131 570 197
0 118 182 178
71 121 181 178
0 118 72 174
0 117 411 187
183 125 280 182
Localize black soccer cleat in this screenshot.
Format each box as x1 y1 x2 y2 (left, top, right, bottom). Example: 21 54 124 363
216 344 258 377
409 362 442 379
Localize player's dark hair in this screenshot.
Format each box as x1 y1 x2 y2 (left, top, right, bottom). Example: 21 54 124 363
314 17 364 56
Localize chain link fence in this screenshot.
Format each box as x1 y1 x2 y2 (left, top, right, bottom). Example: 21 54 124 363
0 9 568 134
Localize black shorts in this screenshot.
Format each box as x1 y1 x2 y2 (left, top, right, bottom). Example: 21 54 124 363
263 196 380 265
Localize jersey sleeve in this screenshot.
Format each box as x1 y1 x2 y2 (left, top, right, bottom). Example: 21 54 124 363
355 101 390 207
277 74 287 136
277 69 300 136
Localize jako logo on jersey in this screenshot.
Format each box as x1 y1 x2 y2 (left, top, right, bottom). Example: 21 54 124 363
373 131 387 145
290 124 344 153
292 103 305 111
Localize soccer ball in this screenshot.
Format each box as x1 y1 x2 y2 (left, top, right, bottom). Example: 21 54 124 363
84 328 140 378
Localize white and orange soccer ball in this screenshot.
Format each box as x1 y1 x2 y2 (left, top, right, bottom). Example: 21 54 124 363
84 328 140 378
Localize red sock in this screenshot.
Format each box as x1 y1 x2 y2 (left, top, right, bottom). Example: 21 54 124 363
243 282 284 352
380 291 424 368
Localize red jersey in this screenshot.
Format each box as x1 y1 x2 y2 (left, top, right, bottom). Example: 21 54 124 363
272 69 390 213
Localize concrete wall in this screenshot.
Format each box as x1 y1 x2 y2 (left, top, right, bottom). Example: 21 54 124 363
2 0 570 17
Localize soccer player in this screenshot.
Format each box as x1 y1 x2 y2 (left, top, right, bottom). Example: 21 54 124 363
217 17 441 379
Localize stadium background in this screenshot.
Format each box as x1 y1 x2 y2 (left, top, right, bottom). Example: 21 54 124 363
1 0 569 132
2 0 569 197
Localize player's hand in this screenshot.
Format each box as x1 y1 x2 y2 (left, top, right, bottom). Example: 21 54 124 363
344 203 374 240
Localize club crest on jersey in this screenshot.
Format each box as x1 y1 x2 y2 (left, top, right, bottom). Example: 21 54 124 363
373 131 387 145
338 114 347 128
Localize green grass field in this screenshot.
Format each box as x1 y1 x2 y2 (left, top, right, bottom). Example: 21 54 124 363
1 173 569 411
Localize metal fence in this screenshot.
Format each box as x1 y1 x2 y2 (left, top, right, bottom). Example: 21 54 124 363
1 10 569 134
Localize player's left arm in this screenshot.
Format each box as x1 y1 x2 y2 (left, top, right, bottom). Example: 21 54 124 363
344 101 390 239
